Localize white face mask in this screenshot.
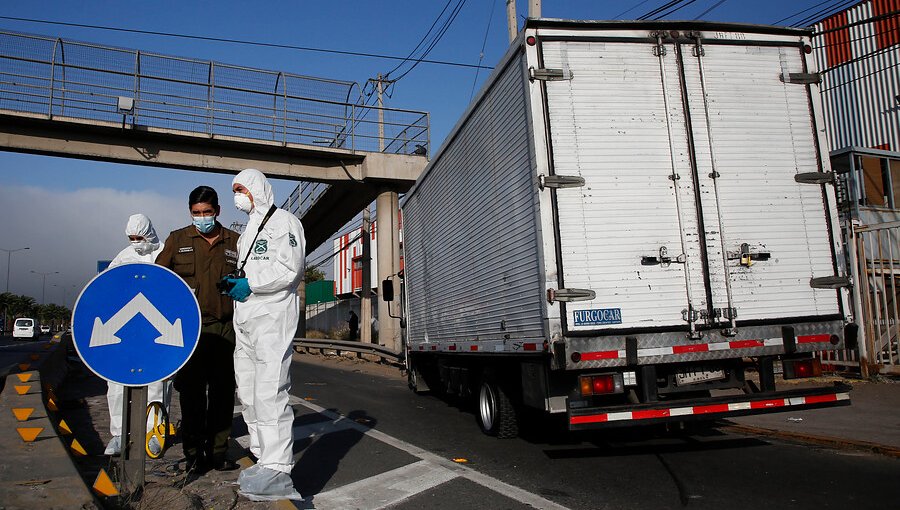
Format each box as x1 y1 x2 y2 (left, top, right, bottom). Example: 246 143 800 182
234 192 253 213
131 240 153 256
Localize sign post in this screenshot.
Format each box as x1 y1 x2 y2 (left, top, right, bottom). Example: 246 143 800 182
71 263 201 494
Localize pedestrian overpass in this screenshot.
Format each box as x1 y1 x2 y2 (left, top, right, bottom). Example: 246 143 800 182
0 29 428 350
0 30 429 252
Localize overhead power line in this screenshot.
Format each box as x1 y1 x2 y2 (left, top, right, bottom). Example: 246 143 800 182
385 0 456 78
389 0 469 83
469 0 498 102
650 0 702 20
791 0 859 27
0 15 492 71
773 0 847 25
613 0 654 19
638 0 688 20
813 7 900 35
694 0 729 20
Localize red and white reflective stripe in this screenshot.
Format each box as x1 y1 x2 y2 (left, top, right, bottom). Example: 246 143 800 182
570 392 850 425
797 334 832 344
579 336 830 361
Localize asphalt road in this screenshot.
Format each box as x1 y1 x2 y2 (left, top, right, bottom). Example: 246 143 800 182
0 333 52 392
286 355 900 510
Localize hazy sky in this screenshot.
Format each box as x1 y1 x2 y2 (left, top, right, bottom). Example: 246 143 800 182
0 0 841 307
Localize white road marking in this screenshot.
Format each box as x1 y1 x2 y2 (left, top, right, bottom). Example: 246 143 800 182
293 398 571 510
234 394 567 509
312 460 457 510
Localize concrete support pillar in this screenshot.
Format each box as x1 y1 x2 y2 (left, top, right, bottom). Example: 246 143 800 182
361 207 373 344
376 189 401 351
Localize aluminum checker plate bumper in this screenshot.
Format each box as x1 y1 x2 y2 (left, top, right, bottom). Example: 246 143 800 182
568 383 851 430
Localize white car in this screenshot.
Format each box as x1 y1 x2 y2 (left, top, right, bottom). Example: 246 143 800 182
40 325 51 335
13 318 36 340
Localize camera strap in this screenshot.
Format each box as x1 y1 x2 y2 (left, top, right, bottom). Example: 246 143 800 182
236 205 277 275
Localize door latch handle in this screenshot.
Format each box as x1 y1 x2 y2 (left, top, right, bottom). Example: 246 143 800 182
642 246 686 266
727 243 771 267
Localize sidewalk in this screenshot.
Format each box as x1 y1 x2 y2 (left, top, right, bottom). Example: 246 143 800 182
726 377 900 457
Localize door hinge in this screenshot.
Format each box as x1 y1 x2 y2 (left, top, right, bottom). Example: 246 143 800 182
530 67 573 82
810 276 851 289
547 288 595 303
781 72 820 85
539 174 585 190
794 172 835 185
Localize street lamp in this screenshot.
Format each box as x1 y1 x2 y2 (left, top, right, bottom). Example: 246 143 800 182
1 247 30 293
31 270 59 305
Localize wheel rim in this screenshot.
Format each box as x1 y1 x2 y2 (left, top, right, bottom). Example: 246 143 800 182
145 401 169 459
479 383 496 432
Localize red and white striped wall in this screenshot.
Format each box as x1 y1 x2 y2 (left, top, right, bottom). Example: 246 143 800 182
333 215 404 297
813 0 900 152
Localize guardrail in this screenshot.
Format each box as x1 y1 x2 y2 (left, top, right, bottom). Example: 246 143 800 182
293 338 402 364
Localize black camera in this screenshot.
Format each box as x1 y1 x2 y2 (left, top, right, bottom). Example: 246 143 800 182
217 269 246 295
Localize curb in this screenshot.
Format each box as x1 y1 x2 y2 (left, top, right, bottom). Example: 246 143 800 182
721 422 900 459
0 335 100 509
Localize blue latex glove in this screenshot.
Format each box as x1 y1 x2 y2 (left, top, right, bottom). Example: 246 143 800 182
227 277 252 302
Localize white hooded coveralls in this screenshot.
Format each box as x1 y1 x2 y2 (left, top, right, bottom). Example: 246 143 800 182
106 214 172 438
232 169 305 474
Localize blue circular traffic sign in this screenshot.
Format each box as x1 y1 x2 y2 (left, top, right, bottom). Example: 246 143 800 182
72 263 201 386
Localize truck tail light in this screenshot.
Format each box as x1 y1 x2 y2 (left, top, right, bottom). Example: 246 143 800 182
579 374 624 396
783 358 822 380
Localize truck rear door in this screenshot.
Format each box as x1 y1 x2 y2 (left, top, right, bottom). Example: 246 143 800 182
538 29 843 336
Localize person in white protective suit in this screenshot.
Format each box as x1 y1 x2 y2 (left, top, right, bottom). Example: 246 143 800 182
225 168 305 501
104 214 173 456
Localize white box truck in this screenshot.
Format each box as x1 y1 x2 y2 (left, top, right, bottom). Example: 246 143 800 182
393 20 855 437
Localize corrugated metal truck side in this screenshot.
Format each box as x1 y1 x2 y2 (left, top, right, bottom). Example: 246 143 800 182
392 19 855 438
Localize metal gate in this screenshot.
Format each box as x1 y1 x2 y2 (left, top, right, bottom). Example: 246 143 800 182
844 220 900 376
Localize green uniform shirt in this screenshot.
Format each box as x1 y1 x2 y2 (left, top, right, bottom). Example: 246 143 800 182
156 224 240 323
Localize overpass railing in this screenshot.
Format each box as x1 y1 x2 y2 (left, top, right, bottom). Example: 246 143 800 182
0 30 429 155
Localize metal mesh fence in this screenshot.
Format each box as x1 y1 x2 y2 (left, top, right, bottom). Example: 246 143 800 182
0 30 429 154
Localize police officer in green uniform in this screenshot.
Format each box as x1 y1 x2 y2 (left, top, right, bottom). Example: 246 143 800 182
156 186 241 473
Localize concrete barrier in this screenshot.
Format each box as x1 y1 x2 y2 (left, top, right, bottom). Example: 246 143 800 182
0 335 98 509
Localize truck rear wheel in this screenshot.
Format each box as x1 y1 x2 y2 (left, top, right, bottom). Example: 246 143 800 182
478 379 519 438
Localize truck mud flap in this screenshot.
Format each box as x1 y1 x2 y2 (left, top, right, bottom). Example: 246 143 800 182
568 383 851 430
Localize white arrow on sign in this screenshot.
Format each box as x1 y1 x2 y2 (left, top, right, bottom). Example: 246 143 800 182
88 293 184 348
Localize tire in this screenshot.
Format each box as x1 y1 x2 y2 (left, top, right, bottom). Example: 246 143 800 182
477 379 519 438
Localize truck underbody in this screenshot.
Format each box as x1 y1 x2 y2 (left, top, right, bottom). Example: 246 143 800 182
408 348 851 438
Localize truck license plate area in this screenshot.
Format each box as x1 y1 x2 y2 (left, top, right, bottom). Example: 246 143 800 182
675 368 726 386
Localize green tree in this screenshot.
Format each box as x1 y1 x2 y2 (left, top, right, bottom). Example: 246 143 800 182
305 266 325 283
0 292 13 332
8 295 37 319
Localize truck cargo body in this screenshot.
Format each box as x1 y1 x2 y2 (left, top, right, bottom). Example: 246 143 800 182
399 20 853 437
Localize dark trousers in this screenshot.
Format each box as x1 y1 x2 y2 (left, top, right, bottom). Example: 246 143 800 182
174 320 236 463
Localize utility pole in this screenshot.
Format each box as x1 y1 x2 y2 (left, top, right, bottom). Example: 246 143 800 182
31 270 59 305
530 0 541 19
368 73 404 350
506 0 518 42
377 73 385 152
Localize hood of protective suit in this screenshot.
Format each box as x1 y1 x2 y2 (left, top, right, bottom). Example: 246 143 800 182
233 168 274 217
125 213 160 250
